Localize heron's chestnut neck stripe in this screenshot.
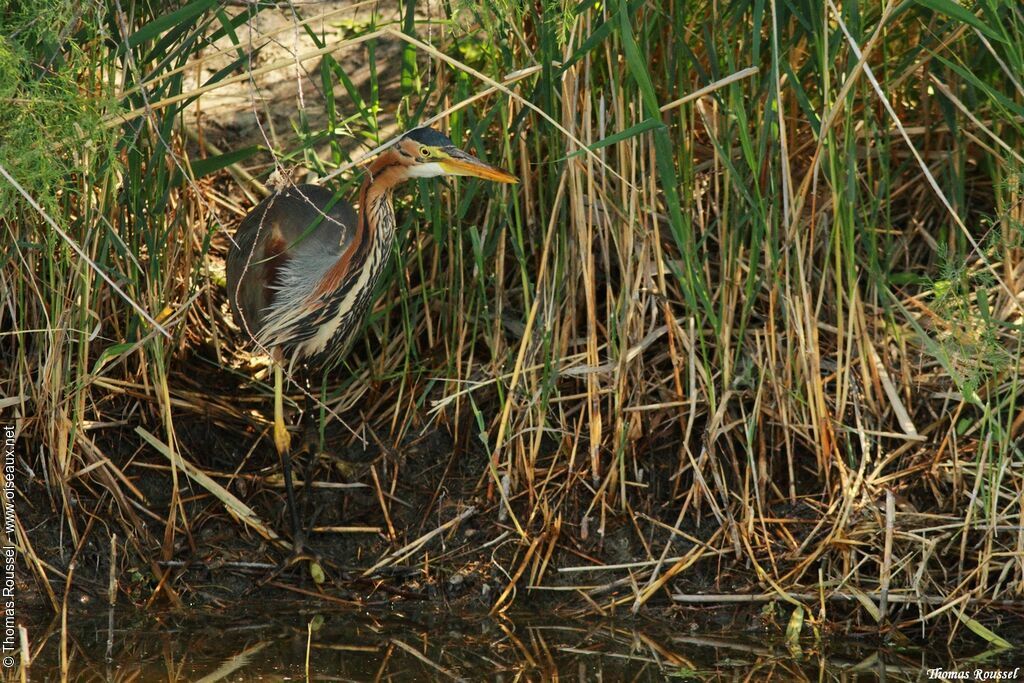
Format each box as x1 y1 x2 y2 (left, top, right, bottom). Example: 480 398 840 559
309 151 405 301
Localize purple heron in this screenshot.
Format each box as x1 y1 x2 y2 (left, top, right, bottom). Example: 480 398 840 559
226 127 516 547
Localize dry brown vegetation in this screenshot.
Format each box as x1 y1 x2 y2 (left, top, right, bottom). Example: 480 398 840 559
3 0 1024 656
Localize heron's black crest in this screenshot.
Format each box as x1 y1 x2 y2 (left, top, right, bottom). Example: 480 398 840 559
401 126 454 147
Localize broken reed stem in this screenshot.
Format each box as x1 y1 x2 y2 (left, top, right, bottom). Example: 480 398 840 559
60 561 75 682
388 639 462 681
880 490 894 622
106 534 117 662
362 507 476 577
17 626 28 683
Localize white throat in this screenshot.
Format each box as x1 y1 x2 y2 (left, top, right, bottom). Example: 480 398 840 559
405 162 446 178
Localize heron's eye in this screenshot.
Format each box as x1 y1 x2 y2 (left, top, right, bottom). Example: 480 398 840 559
420 147 431 157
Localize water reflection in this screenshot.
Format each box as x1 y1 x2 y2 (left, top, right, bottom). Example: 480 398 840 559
20 605 1024 681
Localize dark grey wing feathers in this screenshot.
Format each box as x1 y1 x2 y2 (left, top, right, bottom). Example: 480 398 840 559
225 184 356 340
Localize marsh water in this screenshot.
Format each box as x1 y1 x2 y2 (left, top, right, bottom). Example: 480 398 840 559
20 603 1024 681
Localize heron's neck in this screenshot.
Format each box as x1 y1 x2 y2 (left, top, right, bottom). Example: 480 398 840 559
308 151 406 300
358 150 407 242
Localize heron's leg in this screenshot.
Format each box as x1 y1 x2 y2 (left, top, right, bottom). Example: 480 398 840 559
273 358 291 454
273 360 303 549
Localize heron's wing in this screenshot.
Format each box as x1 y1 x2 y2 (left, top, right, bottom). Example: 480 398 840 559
226 184 357 338
270 184 358 255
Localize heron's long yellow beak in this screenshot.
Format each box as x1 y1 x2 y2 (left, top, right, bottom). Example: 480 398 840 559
441 150 518 184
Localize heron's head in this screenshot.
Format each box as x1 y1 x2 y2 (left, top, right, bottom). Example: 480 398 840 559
395 127 518 183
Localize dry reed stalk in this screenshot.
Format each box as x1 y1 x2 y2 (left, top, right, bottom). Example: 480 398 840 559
138 427 285 546
9 0 1024 644
388 639 462 681
17 626 28 683
362 507 476 577
59 561 74 681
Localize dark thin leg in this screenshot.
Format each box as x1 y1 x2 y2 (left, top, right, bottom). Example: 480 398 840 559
280 443 304 552
271 359 303 551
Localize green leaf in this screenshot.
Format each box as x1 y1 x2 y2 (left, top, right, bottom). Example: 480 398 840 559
935 55 1024 119
613 0 715 327
847 586 882 622
566 117 666 158
400 0 419 97
913 0 1003 42
92 342 135 374
785 604 805 645
189 145 261 180
200 50 257 91
125 0 217 50
888 290 980 405
958 613 1011 649
309 561 326 585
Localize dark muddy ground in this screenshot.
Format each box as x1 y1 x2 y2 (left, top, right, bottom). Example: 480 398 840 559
20 373 718 613
19 396 1024 676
